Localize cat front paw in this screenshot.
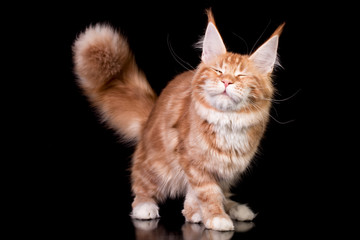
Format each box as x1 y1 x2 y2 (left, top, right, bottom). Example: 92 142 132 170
186 212 202 223
204 215 234 231
182 208 202 223
131 202 160 220
228 204 256 221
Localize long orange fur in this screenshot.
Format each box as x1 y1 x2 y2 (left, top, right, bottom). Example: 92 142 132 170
73 10 284 231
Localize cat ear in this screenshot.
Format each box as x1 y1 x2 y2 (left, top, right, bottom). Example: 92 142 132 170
249 23 285 74
201 21 226 64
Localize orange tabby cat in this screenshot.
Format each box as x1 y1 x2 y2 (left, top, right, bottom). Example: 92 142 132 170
73 10 284 231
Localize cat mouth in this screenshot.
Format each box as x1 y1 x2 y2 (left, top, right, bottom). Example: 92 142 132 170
220 92 249 106
219 91 236 101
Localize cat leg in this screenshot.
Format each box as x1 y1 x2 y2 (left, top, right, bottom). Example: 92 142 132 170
131 195 160 220
182 187 202 223
196 184 234 231
130 146 161 220
130 167 160 219
224 198 256 221
187 179 234 231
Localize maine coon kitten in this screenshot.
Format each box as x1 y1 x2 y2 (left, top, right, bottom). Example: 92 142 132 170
73 10 284 231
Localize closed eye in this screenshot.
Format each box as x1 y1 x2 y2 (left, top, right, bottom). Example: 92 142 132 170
235 74 247 78
211 68 223 75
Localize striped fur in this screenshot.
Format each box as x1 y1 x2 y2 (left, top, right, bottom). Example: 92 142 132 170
73 10 284 231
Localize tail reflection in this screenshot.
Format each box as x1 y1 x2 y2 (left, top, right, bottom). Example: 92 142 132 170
133 219 254 240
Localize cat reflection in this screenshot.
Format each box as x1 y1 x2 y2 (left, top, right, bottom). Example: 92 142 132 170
133 219 254 240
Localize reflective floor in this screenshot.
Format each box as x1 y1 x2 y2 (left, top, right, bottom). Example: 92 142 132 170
40 180 336 239
58 204 319 240
132 218 255 240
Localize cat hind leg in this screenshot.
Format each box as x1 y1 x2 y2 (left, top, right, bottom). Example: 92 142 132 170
225 199 256 221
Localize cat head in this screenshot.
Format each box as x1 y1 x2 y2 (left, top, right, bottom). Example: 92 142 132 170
193 10 284 112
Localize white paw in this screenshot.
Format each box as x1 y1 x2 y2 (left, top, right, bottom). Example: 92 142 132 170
205 216 234 231
190 212 202 223
131 202 160 220
228 204 256 221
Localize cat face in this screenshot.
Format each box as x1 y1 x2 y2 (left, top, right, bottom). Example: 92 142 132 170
194 53 273 112
193 17 283 112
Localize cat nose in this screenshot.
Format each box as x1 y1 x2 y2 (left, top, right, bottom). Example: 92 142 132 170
221 80 233 88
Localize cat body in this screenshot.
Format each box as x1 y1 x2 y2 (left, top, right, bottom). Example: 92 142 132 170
73 10 284 231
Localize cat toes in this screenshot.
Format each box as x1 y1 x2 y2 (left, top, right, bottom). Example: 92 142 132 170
131 202 160 220
205 215 234 231
182 209 202 223
186 212 202 223
228 204 256 221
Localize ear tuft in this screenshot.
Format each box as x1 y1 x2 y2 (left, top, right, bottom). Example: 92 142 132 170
249 35 280 74
205 8 215 25
249 23 285 74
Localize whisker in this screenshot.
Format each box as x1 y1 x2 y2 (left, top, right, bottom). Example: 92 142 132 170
167 34 195 72
232 32 249 53
271 105 280 117
268 114 295 125
272 89 301 102
250 20 272 54
252 102 295 125
260 89 301 103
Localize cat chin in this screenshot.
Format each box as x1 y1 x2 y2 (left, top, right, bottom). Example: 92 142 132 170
208 94 247 112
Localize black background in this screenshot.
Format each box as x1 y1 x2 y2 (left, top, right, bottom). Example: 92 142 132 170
15 0 355 239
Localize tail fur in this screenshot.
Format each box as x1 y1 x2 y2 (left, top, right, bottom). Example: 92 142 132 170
73 24 156 142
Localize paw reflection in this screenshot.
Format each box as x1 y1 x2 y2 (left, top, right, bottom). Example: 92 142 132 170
133 219 180 239
132 219 254 240
233 221 255 232
203 229 234 240
203 222 255 240
182 223 205 239
132 219 160 231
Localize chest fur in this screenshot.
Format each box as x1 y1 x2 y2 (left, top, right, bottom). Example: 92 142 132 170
190 102 267 178
193 124 255 181
213 124 250 153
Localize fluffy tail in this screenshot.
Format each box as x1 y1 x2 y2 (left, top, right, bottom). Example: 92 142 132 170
73 24 156 142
